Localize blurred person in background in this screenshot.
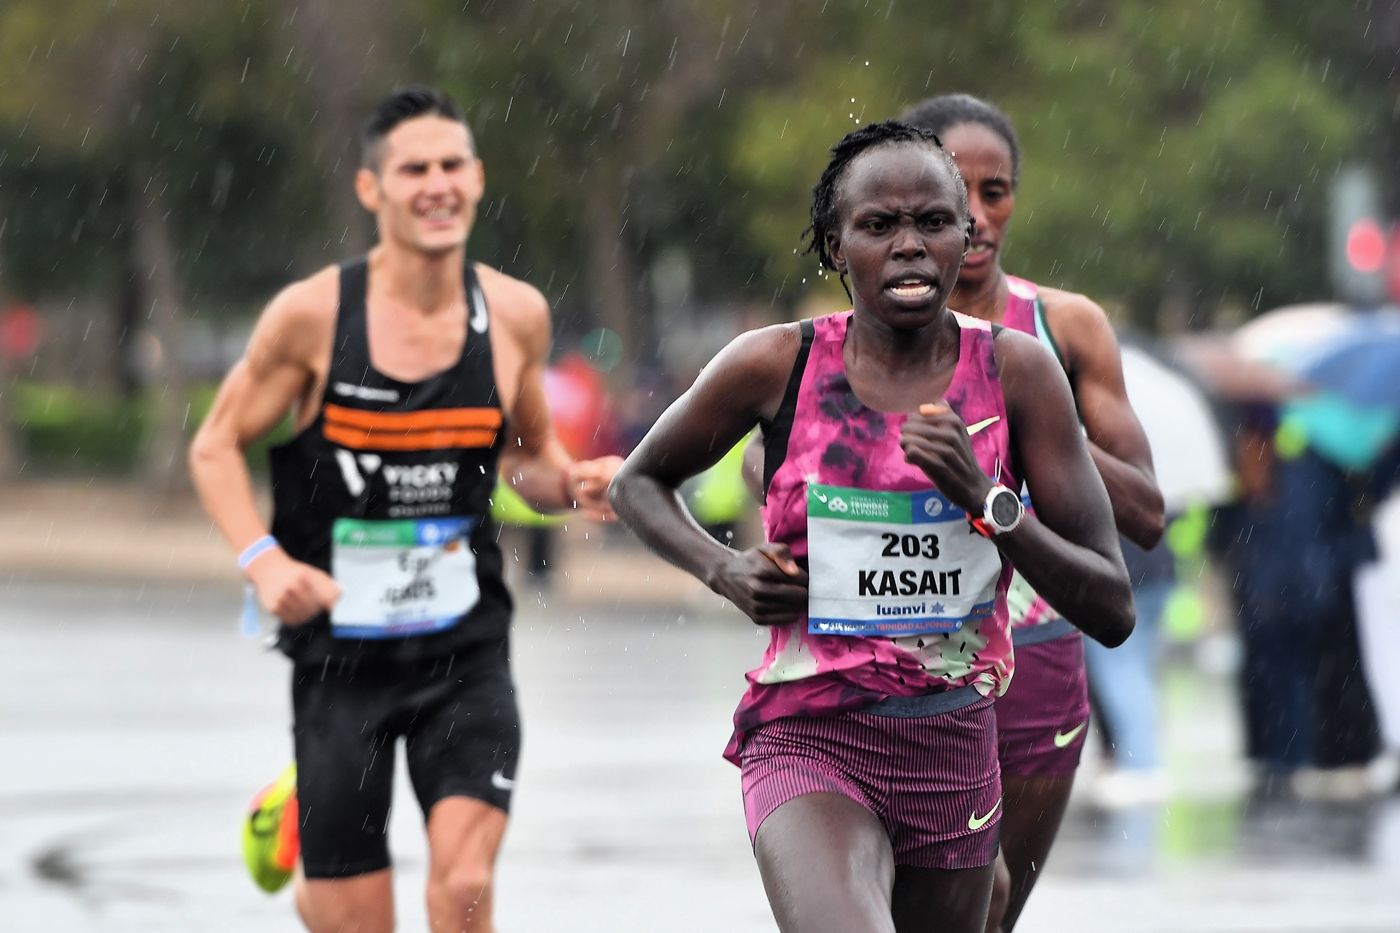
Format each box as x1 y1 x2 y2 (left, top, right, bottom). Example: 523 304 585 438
612 120 1133 933
189 85 619 933
1083 533 1174 807
1213 400 1393 798
1212 406 1315 790
1356 444 1400 781
616 363 681 454
1299 458 1385 792
900 94 1163 932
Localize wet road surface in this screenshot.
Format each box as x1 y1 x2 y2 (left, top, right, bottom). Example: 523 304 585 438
4 576 1400 931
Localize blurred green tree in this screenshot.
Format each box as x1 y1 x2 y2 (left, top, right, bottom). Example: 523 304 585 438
0 0 1391 483
0 1 356 487
1274 2 1400 218
725 1 1361 330
409 0 810 383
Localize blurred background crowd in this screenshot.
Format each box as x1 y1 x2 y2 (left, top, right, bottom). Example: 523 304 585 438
4 0 1400 812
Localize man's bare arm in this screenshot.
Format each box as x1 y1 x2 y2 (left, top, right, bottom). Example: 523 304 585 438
188 272 341 622
489 271 619 518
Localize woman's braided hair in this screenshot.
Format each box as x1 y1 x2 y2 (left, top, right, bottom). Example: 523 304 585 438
802 120 967 274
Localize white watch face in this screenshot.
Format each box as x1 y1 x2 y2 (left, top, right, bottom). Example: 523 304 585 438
989 489 1021 528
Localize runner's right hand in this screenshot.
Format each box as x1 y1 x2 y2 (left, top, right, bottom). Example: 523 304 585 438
246 550 342 625
709 543 809 626
567 455 625 522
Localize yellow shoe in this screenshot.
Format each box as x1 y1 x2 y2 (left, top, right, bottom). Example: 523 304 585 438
242 764 299 893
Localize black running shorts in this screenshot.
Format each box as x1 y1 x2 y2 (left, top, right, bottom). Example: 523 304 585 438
290 639 521 879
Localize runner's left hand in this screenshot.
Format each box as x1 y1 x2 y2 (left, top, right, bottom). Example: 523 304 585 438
899 403 993 512
566 456 624 521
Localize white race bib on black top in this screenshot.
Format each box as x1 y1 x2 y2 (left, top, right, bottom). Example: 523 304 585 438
330 516 479 638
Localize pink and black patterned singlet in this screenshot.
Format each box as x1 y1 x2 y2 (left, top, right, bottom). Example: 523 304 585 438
725 309 1019 763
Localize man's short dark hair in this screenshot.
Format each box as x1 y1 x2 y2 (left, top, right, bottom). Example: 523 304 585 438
361 85 469 170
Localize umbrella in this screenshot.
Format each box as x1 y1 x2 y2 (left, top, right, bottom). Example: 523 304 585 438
1231 302 1349 365
1298 327 1400 411
1120 345 1233 512
1277 393 1398 473
1170 334 1303 403
1269 316 1400 471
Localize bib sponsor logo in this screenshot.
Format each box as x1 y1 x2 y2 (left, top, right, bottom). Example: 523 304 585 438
847 496 891 519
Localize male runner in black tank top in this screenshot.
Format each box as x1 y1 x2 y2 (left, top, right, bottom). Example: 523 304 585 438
190 86 620 933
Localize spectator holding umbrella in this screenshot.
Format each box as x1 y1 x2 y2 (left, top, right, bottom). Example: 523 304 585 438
1212 320 1400 797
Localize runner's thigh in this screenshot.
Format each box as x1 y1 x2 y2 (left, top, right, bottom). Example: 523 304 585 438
292 664 399 878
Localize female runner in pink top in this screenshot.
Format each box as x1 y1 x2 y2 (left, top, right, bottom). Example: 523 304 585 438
610 120 1132 933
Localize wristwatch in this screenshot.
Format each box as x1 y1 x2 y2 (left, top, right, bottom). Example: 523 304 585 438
969 484 1024 538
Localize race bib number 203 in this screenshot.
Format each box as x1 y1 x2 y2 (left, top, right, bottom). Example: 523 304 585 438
805 483 1002 637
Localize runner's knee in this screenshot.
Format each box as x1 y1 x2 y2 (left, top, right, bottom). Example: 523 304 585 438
432 862 494 913
297 878 394 933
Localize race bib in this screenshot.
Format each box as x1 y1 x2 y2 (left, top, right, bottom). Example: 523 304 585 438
330 517 479 638
806 483 1002 637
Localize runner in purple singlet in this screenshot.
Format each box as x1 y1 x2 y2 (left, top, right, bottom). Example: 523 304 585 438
902 94 1165 933
610 121 1133 933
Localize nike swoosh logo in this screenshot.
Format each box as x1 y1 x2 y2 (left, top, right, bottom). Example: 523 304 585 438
967 797 1001 830
248 810 280 837
490 769 516 791
1054 721 1088 748
470 296 489 335
966 416 1001 436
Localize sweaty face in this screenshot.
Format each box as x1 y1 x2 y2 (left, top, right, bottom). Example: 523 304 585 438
941 122 1015 289
827 143 969 328
363 116 482 256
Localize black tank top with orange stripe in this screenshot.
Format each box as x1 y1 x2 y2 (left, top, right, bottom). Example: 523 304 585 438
269 257 511 665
